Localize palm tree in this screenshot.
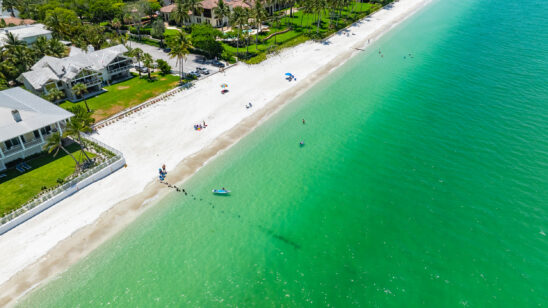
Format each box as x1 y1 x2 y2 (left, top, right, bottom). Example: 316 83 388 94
142 53 154 79
111 18 122 36
253 0 267 47
129 48 144 78
33 36 50 58
167 31 192 83
213 0 231 31
44 132 80 170
72 83 90 112
47 38 66 57
3 33 25 49
65 118 93 164
230 7 247 58
45 88 65 103
171 0 189 27
186 0 204 17
314 0 328 34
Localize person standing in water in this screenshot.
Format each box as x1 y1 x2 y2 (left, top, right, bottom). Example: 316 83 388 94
302 119 306 124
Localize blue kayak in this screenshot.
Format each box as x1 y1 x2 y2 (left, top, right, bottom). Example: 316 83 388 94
212 189 230 195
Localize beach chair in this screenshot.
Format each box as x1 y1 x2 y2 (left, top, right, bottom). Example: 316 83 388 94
22 162 32 170
16 165 25 173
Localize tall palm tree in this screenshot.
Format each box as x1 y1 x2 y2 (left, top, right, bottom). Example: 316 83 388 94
230 7 247 58
314 0 328 34
44 132 80 170
171 0 189 27
65 118 93 163
142 53 154 79
253 0 267 47
129 48 144 78
167 31 192 82
186 0 204 18
213 0 230 31
72 83 90 112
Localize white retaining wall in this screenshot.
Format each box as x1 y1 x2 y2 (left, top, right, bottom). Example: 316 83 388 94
0 156 126 235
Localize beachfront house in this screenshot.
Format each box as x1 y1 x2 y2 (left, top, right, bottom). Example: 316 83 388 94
0 88 73 171
18 44 132 102
0 23 52 47
161 0 289 29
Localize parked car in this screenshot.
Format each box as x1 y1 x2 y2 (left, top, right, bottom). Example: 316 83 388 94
163 48 171 53
196 67 206 71
189 71 201 78
212 61 225 68
136 66 149 73
201 69 210 75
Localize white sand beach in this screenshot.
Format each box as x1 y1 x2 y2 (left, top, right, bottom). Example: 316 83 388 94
0 0 430 304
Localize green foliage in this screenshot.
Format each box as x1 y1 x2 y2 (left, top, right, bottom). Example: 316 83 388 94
156 59 172 75
190 24 223 59
45 88 66 102
151 19 166 39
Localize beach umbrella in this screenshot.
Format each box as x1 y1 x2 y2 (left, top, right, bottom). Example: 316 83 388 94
285 73 292 76
221 83 228 88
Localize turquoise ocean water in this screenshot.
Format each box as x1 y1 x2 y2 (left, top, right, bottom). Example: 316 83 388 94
20 0 548 306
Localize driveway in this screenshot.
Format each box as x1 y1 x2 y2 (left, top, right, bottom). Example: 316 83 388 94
128 41 221 78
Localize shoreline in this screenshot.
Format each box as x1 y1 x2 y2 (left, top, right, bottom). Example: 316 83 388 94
0 0 431 305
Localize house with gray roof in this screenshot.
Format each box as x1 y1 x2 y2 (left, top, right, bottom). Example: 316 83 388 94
0 87 73 171
18 44 133 102
0 23 52 47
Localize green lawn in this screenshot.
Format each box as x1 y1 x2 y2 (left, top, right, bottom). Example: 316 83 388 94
60 73 180 121
222 2 379 63
0 144 94 216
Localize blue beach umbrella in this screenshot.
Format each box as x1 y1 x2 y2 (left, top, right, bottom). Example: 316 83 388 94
285 73 292 76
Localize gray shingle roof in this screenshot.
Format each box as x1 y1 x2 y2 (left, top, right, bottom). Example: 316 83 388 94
0 88 73 143
21 44 129 89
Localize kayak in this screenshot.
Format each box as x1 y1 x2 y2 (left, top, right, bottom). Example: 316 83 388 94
212 189 230 195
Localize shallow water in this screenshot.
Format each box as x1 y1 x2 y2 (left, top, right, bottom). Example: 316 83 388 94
20 0 548 306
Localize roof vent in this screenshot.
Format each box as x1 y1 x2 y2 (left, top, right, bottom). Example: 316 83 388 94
12 109 22 122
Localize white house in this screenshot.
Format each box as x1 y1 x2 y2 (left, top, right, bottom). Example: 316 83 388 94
0 88 74 171
0 23 52 47
18 44 133 101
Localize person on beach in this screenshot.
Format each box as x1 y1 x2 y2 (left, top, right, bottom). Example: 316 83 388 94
162 164 166 173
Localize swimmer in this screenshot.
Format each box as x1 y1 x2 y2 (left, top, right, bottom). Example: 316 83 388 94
302 118 306 124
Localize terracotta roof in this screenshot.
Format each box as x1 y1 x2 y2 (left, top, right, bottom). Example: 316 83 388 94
0 17 35 26
226 0 254 9
160 4 176 13
161 0 254 15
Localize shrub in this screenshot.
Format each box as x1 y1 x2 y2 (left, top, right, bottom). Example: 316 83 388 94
156 59 172 75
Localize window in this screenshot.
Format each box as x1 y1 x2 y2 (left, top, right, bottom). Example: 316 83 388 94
5 137 20 149
33 130 40 139
41 126 52 135
203 9 211 18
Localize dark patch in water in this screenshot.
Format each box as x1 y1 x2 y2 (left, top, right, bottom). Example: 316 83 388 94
258 226 301 250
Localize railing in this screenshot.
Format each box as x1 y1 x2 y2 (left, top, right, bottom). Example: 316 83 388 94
84 78 102 87
108 65 132 74
0 136 125 232
2 145 22 157
24 138 42 148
